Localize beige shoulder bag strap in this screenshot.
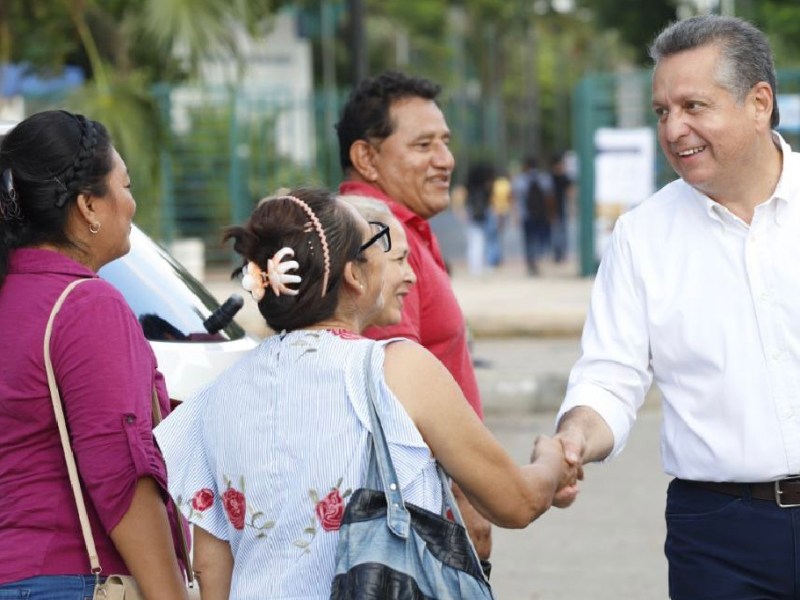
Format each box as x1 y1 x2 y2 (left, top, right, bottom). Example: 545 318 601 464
44 278 194 583
44 278 102 573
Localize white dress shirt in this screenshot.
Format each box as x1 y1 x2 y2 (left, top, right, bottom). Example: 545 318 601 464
559 133 800 482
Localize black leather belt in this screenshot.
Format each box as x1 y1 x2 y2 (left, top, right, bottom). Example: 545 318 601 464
687 476 800 508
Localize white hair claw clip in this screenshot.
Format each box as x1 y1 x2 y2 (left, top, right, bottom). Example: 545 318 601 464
266 247 301 296
241 247 302 301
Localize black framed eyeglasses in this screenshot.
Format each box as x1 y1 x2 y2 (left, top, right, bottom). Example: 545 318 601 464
359 221 392 253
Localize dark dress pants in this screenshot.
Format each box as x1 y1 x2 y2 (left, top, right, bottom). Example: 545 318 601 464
666 478 800 600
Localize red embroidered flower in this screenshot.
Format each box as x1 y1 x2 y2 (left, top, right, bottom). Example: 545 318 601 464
327 328 362 340
222 488 246 530
315 489 345 531
191 488 215 512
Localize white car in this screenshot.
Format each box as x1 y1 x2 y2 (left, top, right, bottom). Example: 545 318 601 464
99 226 259 402
1 120 259 403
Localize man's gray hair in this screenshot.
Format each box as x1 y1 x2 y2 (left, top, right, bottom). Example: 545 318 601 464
649 15 779 128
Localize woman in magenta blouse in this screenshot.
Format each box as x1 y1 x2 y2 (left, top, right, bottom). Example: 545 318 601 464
0 111 188 599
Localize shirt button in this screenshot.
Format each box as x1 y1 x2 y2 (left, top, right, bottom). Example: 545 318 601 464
125 414 136 424
772 351 782 361
760 291 769 302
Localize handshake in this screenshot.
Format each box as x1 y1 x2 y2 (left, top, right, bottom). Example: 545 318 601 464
530 407 614 510
530 431 586 510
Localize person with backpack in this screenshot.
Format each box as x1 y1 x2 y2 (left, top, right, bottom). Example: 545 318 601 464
512 156 554 275
464 161 495 276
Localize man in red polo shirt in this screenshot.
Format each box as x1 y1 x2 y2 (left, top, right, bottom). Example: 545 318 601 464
336 70 491 561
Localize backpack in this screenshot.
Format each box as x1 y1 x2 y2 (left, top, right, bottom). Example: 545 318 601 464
466 185 490 222
525 172 551 223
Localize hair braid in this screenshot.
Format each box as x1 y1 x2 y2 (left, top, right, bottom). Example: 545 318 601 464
54 115 98 208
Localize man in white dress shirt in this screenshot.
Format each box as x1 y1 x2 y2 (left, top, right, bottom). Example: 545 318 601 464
555 15 800 599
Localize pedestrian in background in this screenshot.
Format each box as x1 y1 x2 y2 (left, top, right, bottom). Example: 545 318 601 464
0 110 188 599
487 170 513 268
555 15 800 599
336 70 494 563
549 153 572 263
512 156 554 275
464 161 494 276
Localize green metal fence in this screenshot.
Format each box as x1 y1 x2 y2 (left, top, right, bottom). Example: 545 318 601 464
149 84 500 265
152 85 344 264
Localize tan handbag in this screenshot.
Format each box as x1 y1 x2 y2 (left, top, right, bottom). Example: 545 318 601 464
44 279 195 600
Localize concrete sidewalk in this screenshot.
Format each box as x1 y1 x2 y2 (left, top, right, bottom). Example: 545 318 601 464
450 259 592 339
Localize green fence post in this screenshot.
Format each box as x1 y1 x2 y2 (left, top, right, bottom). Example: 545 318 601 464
229 89 248 227
574 76 596 277
154 83 175 244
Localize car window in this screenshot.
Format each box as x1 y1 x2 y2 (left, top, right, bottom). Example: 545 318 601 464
99 227 246 342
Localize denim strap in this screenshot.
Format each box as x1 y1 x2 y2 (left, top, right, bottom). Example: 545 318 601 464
363 342 411 538
362 342 469 536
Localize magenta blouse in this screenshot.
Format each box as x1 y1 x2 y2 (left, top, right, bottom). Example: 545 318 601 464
0 248 179 583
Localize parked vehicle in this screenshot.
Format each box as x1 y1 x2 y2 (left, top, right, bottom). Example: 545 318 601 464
99 226 259 402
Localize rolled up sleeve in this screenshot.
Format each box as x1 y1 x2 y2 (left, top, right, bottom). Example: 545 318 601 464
52 286 169 534
557 217 653 458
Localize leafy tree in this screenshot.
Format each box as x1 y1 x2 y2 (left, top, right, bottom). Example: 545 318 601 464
576 0 679 64
749 0 800 69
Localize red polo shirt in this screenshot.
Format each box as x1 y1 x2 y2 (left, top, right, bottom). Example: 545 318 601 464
339 181 483 419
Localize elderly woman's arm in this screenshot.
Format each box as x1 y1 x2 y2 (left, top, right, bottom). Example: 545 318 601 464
384 341 576 528
191 526 234 600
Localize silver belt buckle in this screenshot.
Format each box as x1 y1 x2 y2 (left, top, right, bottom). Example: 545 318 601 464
774 475 800 508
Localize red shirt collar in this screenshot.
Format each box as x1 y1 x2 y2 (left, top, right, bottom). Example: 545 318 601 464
337 180 443 266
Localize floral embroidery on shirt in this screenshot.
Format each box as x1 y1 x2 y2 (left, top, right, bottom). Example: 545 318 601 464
176 487 216 520
221 474 275 537
293 478 351 554
291 331 321 359
316 488 346 531
223 486 246 530
327 328 362 341
191 488 214 511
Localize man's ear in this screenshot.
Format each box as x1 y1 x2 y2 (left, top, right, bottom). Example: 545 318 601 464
750 81 774 131
349 140 379 182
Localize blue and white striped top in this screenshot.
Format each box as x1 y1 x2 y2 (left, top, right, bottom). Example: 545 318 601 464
155 329 441 599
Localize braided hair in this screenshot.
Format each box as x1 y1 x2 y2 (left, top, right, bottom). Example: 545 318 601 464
0 110 113 287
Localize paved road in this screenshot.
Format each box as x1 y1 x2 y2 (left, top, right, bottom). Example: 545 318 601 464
485 409 670 600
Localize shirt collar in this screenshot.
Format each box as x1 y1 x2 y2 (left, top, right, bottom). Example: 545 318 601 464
338 179 431 235
769 131 798 225
699 131 796 227
338 179 444 266
9 247 95 277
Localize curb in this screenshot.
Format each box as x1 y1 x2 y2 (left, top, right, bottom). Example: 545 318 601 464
468 313 586 339
478 370 663 416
